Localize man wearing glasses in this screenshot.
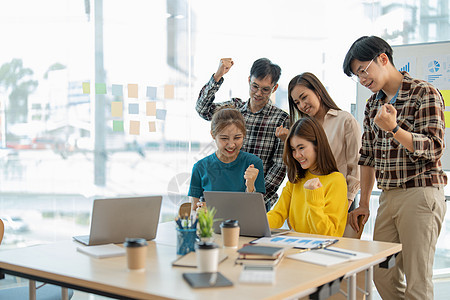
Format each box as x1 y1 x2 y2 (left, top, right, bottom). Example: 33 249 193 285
343 36 446 300
196 58 289 211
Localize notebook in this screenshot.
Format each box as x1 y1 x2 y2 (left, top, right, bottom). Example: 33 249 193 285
203 191 275 237
237 245 285 257
73 196 162 246
172 251 228 268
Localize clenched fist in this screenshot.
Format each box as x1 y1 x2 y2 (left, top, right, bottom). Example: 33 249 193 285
244 164 259 192
304 178 322 190
213 58 234 82
275 125 289 141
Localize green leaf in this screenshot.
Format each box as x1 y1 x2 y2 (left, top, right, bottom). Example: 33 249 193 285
197 206 219 238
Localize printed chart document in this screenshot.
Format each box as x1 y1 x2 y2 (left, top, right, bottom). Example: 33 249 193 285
252 236 338 249
287 247 373 267
76 243 126 258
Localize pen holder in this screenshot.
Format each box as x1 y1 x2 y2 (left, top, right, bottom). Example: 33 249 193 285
176 228 197 255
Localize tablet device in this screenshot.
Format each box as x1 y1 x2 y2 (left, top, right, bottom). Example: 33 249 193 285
182 272 233 288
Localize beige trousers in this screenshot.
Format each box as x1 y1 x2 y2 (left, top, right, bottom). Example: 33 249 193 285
373 186 446 300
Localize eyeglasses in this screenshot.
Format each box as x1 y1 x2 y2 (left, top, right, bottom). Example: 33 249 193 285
249 82 274 95
351 58 375 82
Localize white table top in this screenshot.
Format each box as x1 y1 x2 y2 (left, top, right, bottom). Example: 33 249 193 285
0 222 402 300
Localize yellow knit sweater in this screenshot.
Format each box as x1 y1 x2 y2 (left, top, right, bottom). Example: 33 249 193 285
267 171 348 237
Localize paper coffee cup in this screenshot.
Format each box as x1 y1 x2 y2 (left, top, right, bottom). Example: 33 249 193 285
195 241 219 273
124 238 148 271
220 219 240 248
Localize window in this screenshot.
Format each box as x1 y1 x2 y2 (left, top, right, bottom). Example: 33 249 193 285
0 0 449 278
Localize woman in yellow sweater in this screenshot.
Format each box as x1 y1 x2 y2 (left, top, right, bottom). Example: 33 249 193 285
267 117 348 237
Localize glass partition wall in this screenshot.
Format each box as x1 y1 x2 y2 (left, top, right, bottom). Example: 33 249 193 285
0 0 449 286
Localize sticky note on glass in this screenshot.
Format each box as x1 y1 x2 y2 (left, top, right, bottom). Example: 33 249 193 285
95 83 107 94
156 109 167 120
129 103 139 114
111 101 123 117
128 84 138 98
147 86 157 99
441 90 450 107
129 120 140 135
444 111 450 128
112 84 123 96
164 84 174 99
146 102 156 116
149 121 156 132
82 82 90 94
113 120 124 132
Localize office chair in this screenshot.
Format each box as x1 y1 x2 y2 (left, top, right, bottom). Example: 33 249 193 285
0 219 75 300
178 202 192 219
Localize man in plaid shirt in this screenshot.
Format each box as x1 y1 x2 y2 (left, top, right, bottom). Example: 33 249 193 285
343 36 447 300
196 58 289 211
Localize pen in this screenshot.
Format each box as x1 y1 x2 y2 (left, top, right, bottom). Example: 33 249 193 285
324 239 339 247
180 213 189 228
296 239 339 253
323 247 357 256
191 217 198 229
175 217 183 229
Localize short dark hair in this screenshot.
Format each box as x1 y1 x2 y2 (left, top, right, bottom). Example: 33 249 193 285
250 58 281 85
283 117 338 183
287 72 341 125
343 36 395 77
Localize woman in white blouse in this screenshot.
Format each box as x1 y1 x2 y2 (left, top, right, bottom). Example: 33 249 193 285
276 72 361 210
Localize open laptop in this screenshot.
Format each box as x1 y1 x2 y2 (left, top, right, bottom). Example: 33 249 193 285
73 196 162 246
203 191 283 237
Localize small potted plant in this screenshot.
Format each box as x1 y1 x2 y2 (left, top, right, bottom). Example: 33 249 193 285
196 206 218 242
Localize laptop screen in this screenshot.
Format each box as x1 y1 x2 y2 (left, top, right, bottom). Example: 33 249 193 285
203 191 271 237
74 196 162 245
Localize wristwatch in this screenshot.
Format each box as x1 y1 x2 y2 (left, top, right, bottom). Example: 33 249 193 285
390 124 400 135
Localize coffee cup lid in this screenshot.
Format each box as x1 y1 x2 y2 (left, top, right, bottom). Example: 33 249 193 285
124 238 148 247
220 219 239 228
195 241 218 250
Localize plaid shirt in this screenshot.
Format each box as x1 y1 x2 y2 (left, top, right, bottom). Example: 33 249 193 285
359 72 447 190
196 75 289 208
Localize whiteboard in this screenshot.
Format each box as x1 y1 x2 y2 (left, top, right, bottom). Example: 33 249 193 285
355 41 450 170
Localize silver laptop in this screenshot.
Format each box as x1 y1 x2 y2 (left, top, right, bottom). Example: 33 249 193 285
203 191 273 237
73 196 162 246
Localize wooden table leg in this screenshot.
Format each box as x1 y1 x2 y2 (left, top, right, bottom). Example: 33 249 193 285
29 280 36 300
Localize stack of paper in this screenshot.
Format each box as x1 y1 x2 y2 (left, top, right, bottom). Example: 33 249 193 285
287 247 372 267
76 244 126 259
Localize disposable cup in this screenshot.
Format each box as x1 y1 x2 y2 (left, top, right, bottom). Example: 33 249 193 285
195 241 219 273
124 238 148 271
220 219 240 248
